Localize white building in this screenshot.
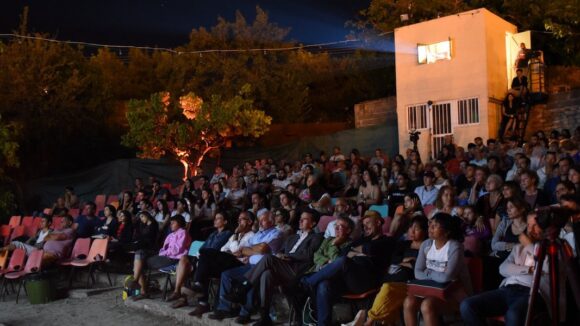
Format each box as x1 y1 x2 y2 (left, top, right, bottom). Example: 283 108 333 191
394 8 530 159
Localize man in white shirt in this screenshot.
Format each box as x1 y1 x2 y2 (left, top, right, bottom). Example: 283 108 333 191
329 146 346 163
414 171 439 206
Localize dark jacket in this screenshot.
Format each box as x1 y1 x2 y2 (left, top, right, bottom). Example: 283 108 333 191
283 231 323 276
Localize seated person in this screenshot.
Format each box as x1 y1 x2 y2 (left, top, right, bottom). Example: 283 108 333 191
274 208 293 239
131 215 191 300
460 211 565 325
74 202 101 238
390 193 424 239
1 215 76 266
52 197 68 217
166 211 232 307
414 171 439 207
132 211 159 253
226 208 323 325
1 215 52 255
208 209 283 322
324 198 361 240
346 215 429 326
301 210 395 326
95 205 118 237
310 215 354 273
491 197 529 260
403 213 472 326
461 205 491 256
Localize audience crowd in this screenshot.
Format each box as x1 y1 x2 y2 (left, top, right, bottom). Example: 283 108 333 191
2 126 580 326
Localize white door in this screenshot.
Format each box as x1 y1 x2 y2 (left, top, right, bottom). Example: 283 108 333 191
431 102 452 158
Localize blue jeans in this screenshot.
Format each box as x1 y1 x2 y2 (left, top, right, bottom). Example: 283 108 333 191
460 285 536 326
216 264 254 315
302 257 347 326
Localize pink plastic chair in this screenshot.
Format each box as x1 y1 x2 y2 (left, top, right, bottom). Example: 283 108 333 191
51 217 65 230
8 216 21 228
32 217 43 229
95 195 106 212
423 205 436 218
21 217 34 229
317 215 336 233
68 238 111 288
60 238 92 266
0 248 26 276
24 225 39 238
3 249 44 302
382 217 393 236
0 226 11 245
9 226 26 243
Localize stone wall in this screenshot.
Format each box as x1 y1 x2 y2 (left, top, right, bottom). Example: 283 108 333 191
354 96 397 128
526 89 580 137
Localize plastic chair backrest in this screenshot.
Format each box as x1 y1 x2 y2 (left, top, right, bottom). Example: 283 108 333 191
69 208 80 218
382 217 393 236
0 250 8 270
318 215 336 233
24 249 44 273
70 238 91 260
369 205 389 218
52 217 65 230
188 241 205 257
25 225 39 238
464 235 483 257
423 205 436 218
88 238 109 262
0 225 11 239
21 216 34 228
9 226 26 242
95 195 106 212
162 183 172 190
7 248 26 271
32 217 43 229
466 257 483 294
106 195 119 205
8 216 21 228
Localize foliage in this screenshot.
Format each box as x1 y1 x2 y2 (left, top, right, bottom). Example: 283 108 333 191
0 114 19 220
355 0 579 65
122 84 272 177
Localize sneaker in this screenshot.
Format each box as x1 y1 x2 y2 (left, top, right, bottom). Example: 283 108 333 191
159 264 177 274
208 310 236 321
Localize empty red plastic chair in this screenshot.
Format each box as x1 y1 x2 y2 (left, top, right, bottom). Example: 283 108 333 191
382 217 393 236
60 238 91 266
317 215 336 233
32 217 43 229
0 226 11 245
8 216 21 228
95 194 106 212
24 225 39 238
68 238 111 288
0 248 26 276
2 249 44 302
21 216 34 229
9 226 26 243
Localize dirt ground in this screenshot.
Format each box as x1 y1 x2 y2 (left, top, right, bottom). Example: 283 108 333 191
0 289 178 326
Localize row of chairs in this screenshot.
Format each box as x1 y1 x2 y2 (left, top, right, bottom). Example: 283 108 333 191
0 216 73 246
0 248 43 302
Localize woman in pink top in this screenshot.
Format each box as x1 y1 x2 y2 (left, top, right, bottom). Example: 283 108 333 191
132 215 191 300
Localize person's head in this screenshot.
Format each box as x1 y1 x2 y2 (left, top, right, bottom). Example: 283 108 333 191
423 171 435 186
212 182 223 193
333 146 341 155
474 137 483 147
334 197 350 215
362 169 378 186
465 164 476 178
251 192 264 207
213 211 228 230
461 205 478 225
560 194 579 210
139 211 154 225
487 156 500 172
569 166 580 185
299 208 319 232
119 210 132 224
237 211 254 232
122 191 133 204
169 214 186 231
396 173 409 188
176 198 189 213
408 215 428 242
306 174 317 188
432 163 447 179
429 213 463 242
404 192 423 211
257 209 274 230
506 197 530 221
516 68 523 77
274 208 290 225
156 199 169 214
558 157 573 176
40 215 51 229
279 191 294 207
104 205 117 218
435 185 455 209
555 181 576 201
139 199 152 212
56 197 65 207
371 163 381 175
527 212 544 242
520 170 539 190
334 215 355 239
502 181 520 199
277 169 287 180
287 183 300 196
380 167 389 178
474 167 488 184
362 210 383 238
485 174 504 192
84 202 97 216
516 156 531 170
65 186 74 195
62 215 74 228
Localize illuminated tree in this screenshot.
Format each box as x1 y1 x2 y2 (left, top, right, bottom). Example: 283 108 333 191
122 84 271 178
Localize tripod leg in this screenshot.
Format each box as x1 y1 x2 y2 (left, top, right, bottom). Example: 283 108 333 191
548 243 559 326
561 241 580 309
526 241 546 326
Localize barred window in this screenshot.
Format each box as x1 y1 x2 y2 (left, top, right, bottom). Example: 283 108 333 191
407 104 428 130
457 98 479 125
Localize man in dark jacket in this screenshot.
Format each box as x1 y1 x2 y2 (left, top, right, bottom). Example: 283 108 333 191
228 208 323 326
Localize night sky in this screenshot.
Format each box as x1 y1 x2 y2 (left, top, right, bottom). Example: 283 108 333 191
0 0 371 47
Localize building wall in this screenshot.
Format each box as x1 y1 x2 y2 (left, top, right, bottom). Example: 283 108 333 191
354 97 397 128
526 89 580 137
394 8 517 158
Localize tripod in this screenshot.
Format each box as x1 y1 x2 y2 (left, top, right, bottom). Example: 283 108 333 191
525 226 580 326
